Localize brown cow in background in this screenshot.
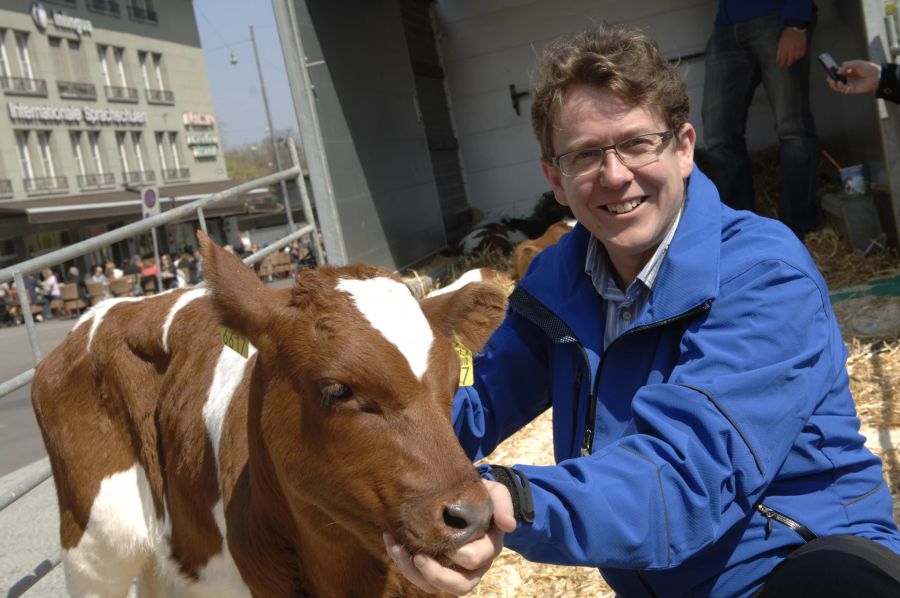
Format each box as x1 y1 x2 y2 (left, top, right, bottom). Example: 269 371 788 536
513 220 575 279
31 232 507 597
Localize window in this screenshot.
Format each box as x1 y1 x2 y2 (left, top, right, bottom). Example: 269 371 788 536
37 131 56 178
113 46 127 86
152 53 164 89
155 131 167 170
15 131 34 180
49 37 67 78
128 0 158 24
89 131 105 174
116 131 129 172
132 132 145 172
97 44 111 86
67 39 86 80
138 50 150 89
0 30 10 78
168 132 181 169
71 131 86 176
14 32 34 80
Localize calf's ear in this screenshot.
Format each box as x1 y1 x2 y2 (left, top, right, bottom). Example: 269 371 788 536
419 282 507 353
198 231 287 352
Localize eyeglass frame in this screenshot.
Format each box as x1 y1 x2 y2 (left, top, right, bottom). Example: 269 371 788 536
551 129 677 177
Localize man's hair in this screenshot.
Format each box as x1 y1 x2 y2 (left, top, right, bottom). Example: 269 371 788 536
530 23 690 161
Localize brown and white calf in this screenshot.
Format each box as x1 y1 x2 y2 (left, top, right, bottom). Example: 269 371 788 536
513 219 575 280
31 232 507 597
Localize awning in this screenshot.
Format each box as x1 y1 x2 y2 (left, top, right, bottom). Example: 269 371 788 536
0 180 282 224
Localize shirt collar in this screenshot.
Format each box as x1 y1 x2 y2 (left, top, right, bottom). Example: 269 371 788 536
585 202 684 299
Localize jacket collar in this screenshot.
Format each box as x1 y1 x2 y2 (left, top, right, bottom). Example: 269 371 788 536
517 165 721 345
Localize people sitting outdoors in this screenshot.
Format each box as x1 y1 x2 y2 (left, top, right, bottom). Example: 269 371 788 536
159 254 180 290
176 245 201 285
89 265 108 286
104 259 123 280
64 265 90 303
0 282 19 327
40 269 62 306
23 272 52 321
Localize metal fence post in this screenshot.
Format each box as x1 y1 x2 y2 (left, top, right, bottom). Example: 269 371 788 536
196 207 208 234
288 138 324 266
13 270 43 364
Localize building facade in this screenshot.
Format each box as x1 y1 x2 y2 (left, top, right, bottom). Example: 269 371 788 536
0 0 266 270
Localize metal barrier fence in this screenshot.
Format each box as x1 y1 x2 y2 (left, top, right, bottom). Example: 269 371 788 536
0 138 323 596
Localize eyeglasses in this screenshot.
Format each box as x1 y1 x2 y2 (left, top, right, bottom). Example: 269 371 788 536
552 130 675 177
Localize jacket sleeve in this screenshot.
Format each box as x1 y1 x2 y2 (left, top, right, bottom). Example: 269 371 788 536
502 259 838 569
781 0 813 26
876 63 900 104
452 308 552 461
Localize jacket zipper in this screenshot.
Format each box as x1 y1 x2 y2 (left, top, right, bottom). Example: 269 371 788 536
581 300 713 456
571 364 583 454
756 503 817 542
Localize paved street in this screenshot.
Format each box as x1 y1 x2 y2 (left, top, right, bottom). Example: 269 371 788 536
0 317 77 477
0 317 77 596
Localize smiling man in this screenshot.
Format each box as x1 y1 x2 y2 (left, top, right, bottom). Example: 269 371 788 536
386 23 900 597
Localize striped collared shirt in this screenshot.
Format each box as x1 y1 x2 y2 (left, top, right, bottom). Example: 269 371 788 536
586 206 683 350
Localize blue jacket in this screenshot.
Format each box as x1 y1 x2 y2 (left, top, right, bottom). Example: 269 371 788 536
715 0 813 27
452 167 900 597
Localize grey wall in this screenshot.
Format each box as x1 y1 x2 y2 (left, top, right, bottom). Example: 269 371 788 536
299 0 448 270
433 0 880 217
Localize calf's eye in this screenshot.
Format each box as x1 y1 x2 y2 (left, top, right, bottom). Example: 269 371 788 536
320 382 353 404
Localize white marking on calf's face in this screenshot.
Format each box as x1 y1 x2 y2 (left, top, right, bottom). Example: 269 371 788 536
336 277 434 380
204 344 257 479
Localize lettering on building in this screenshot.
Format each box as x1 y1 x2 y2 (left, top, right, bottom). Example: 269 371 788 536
183 111 219 157
31 1 94 37
8 102 146 126
183 112 216 127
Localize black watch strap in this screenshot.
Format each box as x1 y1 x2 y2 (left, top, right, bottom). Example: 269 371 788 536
487 465 535 523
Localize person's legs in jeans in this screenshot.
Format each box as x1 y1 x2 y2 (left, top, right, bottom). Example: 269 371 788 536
756 535 900 597
702 23 761 212
752 16 819 238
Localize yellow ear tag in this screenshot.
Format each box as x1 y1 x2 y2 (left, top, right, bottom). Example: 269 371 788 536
222 327 249 359
452 334 474 387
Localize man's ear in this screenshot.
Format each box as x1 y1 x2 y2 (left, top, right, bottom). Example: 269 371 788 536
540 159 570 207
198 231 288 352
419 282 507 354
676 122 696 178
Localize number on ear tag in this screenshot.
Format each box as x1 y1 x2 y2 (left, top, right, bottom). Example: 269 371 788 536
222 327 249 359
452 334 474 387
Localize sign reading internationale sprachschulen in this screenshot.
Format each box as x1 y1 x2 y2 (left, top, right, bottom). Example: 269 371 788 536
7 102 147 126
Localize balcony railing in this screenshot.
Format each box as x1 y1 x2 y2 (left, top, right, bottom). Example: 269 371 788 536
145 88 174 105
122 170 155 185
57 81 97 101
162 168 190 182
104 84 138 103
0 179 12 199
23 176 68 194
76 173 116 189
128 5 158 24
87 0 120 16
0 76 48 97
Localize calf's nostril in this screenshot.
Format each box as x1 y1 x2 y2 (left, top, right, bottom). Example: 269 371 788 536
443 503 493 545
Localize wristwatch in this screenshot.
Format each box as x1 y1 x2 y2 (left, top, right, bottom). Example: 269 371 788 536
785 19 808 33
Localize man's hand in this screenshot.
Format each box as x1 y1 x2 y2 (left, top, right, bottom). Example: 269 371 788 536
384 479 516 595
776 28 808 69
827 60 881 95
